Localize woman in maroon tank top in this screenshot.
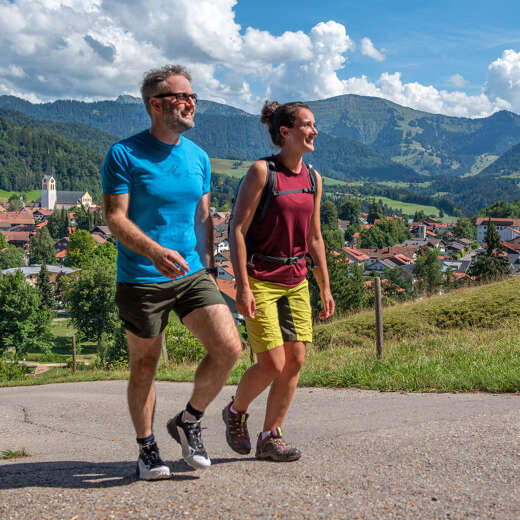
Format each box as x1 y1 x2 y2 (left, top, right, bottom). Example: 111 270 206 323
223 101 335 461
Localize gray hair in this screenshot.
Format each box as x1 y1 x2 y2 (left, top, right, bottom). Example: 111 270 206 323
141 65 192 115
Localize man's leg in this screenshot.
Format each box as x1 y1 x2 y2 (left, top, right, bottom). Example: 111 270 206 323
167 303 242 469
127 330 171 480
182 303 242 410
127 330 162 438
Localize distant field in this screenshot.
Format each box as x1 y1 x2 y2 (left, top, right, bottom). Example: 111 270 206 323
210 158 252 178
360 195 441 217
0 189 40 203
210 158 351 187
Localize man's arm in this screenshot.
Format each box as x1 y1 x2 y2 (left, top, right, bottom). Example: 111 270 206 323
103 193 189 279
194 192 214 270
307 172 335 320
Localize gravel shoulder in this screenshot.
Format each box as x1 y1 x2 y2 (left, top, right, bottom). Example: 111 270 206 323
1 381 519 519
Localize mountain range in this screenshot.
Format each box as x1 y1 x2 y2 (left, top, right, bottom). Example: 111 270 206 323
1 93 520 212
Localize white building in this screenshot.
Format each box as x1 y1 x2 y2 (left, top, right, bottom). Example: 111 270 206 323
39 175 93 210
475 217 520 244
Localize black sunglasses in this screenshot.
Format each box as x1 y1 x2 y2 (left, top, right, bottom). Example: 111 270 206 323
152 92 198 104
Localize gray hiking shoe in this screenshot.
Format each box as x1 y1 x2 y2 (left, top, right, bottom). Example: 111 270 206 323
255 427 301 462
167 412 211 470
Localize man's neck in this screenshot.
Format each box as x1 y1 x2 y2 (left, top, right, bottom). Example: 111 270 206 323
149 124 181 146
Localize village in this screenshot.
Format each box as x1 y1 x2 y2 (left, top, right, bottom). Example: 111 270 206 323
1 174 519 305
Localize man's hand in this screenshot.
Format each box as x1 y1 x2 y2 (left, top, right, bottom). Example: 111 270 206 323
236 286 256 320
150 247 190 279
319 287 335 320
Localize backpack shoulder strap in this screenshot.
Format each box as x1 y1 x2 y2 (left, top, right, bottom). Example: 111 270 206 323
254 159 277 221
305 163 318 197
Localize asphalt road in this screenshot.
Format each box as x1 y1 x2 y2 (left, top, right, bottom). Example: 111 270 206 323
0 381 519 520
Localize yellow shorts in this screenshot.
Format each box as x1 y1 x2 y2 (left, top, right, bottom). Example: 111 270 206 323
245 276 312 354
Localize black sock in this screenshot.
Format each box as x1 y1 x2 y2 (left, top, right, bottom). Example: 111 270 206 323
136 433 155 447
184 402 204 421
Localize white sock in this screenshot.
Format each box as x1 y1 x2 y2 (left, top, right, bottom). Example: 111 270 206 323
230 403 241 415
260 430 272 440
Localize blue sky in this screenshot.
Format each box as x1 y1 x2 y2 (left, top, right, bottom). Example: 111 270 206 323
0 0 519 117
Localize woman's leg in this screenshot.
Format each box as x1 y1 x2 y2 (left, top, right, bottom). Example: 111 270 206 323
263 341 305 431
232 345 286 412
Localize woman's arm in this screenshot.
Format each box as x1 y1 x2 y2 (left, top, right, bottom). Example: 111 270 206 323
307 172 335 320
229 161 268 319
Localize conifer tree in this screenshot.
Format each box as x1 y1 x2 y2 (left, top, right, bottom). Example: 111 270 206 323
37 264 55 310
29 227 56 265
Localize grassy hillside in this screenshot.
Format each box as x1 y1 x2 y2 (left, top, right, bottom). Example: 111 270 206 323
306 278 520 392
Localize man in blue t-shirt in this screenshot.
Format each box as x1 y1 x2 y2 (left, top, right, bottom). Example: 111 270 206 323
102 65 242 480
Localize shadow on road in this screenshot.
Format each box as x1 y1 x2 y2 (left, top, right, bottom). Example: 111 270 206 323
0 456 256 489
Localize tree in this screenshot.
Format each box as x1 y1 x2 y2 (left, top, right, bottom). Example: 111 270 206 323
64 230 96 268
383 267 412 300
37 264 55 310
46 208 71 239
93 241 117 264
360 218 411 249
320 201 338 231
413 210 427 222
453 217 476 240
469 221 510 281
64 259 119 348
29 227 56 265
413 247 443 295
344 221 361 243
74 205 103 231
0 233 7 249
8 194 23 212
0 271 53 356
367 201 385 224
338 199 360 223
0 245 25 269
308 253 368 319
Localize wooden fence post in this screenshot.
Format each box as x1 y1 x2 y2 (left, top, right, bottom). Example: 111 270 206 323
161 332 169 364
72 335 77 373
374 277 384 360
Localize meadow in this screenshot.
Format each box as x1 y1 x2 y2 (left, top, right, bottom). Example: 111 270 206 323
4 278 519 393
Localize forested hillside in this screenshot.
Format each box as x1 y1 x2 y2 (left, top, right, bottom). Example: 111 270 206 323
0 116 103 197
0 107 117 155
478 140 520 178
307 95 520 176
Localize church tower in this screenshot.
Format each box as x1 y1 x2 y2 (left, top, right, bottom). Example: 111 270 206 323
41 175 56 209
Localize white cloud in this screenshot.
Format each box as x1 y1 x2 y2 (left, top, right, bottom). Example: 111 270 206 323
0 0 517 118
360 37 385 62
448 73 466 87
486 49 520 113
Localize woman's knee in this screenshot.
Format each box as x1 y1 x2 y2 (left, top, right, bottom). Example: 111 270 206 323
258 351 285 378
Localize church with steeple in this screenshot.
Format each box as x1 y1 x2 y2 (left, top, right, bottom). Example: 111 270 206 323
39 175 93 210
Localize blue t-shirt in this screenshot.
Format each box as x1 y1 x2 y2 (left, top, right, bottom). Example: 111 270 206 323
101 130 211 283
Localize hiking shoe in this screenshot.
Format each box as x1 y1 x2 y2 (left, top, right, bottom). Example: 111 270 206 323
167 412 211 470
136 442 171 480
222 399 251 454
255 427 301 462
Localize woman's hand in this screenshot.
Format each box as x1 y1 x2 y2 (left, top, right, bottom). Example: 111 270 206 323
319 286 335 320
236 286 256 320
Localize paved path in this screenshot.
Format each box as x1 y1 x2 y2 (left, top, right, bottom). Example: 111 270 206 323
0 382 519 519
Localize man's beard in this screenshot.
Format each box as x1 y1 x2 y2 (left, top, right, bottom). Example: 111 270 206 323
163 104 195 133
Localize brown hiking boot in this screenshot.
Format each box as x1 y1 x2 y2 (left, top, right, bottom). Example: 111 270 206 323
222 398 251 454
255 427 301 462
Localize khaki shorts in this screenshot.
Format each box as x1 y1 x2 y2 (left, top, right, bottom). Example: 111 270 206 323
245 276 312 354
115 269 226 338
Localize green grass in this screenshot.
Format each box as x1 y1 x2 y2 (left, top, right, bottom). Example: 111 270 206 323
0 189 40 203
210 158 253 178
1 449 30 459
360 195 442 217
210 158 349 188
4 279 520 392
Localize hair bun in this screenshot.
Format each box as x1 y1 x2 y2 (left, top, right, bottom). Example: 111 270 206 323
260 100 281 125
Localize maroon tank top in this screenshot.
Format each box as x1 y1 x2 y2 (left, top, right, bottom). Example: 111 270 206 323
247 157 315 286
